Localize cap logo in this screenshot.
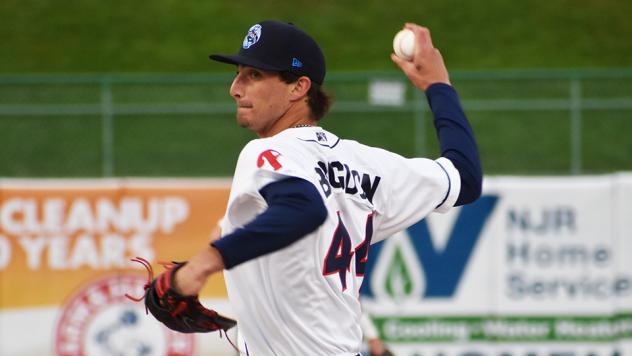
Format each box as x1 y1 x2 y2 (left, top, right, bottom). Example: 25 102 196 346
291 58 303 68
242 24 262 49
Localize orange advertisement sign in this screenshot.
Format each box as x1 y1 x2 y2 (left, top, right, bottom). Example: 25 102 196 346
0 179 232 309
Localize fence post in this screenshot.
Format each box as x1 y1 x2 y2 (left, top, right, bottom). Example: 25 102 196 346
100 77 114 177
413 88 426 156
570 78 582 175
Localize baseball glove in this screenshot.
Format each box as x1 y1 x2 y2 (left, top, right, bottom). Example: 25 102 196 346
126 257 237 333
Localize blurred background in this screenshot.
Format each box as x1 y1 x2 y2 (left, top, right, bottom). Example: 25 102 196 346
1 0 631 177
1 1 631 356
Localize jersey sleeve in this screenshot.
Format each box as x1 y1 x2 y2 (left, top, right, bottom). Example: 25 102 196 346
236 138 314 190
223 138 317 229
372 150 461 242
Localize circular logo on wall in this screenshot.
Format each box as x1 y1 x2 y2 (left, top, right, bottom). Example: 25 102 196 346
54 274 194 356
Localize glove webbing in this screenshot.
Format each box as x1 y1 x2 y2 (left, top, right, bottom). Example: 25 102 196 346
125 257 240 353
124 256 155 315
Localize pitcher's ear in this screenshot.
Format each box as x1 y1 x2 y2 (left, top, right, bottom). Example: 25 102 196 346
289 76 312 101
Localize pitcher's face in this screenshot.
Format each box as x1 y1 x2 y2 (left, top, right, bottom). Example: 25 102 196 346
229 65 293 135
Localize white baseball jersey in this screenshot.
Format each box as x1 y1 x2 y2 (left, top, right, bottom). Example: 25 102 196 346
219 126 461 355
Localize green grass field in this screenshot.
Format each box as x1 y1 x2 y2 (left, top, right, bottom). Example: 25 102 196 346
0 1 631 177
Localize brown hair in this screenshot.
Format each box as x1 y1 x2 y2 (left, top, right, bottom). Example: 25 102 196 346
279 71 333 121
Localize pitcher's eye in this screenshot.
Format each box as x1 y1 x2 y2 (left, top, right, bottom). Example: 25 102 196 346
248 70 262 79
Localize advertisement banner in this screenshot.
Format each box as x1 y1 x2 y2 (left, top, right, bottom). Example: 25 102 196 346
2 175 631 355
615 174 632 355
0 179 235 356
361 174 632 356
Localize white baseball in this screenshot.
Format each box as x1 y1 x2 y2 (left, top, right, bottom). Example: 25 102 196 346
393 29 415 61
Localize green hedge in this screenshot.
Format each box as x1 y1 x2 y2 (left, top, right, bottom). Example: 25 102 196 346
2 1 631 73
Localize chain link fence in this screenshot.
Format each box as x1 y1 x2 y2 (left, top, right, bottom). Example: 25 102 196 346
1 69 631 177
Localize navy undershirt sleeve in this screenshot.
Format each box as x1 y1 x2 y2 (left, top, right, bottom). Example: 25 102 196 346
211 177 327 269
425 83 482 206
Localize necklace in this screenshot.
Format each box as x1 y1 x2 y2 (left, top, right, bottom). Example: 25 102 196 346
293 124 313 128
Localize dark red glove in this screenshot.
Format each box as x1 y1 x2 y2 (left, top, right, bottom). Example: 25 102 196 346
126 257 236 333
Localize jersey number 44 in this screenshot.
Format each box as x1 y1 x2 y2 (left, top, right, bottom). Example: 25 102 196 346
322 212 373 292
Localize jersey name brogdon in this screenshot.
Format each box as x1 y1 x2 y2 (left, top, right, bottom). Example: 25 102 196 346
314 160 382 203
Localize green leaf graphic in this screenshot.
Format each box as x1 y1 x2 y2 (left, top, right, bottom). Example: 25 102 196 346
384 246 413 299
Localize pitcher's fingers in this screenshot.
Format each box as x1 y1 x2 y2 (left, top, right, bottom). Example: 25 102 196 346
391 53 413 71
405 23 434 49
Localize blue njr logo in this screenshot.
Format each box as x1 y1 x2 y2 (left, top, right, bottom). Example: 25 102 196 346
361 195 498 298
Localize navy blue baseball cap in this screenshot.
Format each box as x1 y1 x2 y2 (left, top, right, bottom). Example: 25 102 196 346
209 20 326 85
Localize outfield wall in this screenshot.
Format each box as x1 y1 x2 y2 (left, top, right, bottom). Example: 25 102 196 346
0 179 235 356
362 173 632 356
0 175 630 356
